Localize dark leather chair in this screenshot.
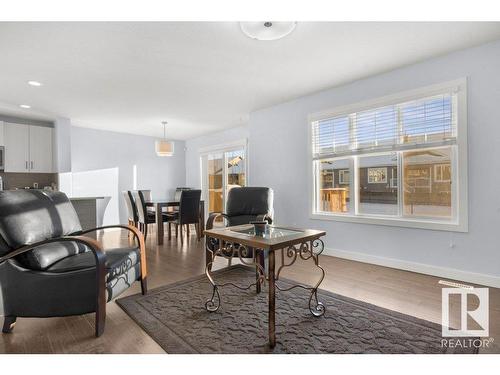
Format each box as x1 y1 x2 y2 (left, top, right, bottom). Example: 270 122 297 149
166 187 192 216
205 187 274 286
0 190 147 337
169 190 202 244
206 187 274 229
134 190 173 240
123 190 138 228
174 187 192 201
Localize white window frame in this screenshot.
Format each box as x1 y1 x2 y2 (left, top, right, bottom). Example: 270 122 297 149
390 166 398 188
308 79 468 232
339 169 349 185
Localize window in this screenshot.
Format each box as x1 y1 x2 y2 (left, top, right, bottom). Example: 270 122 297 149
434 164 451 182
317 159 350 213
367 167 387 184
310 79 468 231
339 169 349 184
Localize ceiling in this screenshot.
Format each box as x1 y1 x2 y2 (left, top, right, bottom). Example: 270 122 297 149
0 22 499 140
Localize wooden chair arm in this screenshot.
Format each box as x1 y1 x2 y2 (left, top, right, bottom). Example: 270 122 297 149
206 212 229 230
74 224 147 282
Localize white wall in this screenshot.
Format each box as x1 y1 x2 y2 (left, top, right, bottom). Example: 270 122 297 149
53 117 72 173
247 40 500 286
185 125 249 188
69 126 186 224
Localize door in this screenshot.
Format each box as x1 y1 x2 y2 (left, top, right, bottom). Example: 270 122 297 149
29 126 53 172
207 152 224 215
4 122 30 172
202 146 247 218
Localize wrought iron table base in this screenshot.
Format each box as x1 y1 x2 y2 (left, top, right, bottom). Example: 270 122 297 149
205 238 326 347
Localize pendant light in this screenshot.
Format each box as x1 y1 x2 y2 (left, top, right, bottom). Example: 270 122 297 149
155 121 174 157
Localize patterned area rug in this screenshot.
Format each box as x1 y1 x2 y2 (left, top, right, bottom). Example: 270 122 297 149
116 265 476 354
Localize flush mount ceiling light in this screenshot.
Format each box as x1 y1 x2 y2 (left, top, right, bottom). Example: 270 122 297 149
19 104 31 109
28 80 42 87
240 22 297 41
155 121 174 157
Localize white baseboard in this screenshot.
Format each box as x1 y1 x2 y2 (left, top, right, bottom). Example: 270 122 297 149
324 247 500 289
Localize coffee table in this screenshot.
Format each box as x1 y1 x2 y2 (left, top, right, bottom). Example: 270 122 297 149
204 224 327 348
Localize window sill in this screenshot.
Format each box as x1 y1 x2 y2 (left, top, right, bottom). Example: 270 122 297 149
310 212 467 232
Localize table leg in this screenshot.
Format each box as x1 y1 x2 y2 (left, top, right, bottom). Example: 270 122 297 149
268 249 276 348
199 201 205 237
256 249 264 294
156 203 164 245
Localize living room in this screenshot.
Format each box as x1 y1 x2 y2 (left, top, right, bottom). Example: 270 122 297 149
1 1 499 373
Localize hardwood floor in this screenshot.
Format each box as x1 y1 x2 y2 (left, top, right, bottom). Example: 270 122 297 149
1 225 499 354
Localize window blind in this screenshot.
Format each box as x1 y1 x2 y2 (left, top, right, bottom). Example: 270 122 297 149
312 93 456 159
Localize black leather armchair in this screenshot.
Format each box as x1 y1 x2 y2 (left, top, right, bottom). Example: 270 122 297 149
0 190 147 337
205 187 274 273
206 187 274 230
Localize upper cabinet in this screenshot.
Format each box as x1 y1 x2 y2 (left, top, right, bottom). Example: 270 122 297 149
4 123 30 172
29 125 53 173
3 122 54 173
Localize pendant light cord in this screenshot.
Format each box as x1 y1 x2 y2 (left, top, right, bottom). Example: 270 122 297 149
162 121 168 140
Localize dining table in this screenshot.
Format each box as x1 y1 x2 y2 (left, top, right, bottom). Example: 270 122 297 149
145 199 205 245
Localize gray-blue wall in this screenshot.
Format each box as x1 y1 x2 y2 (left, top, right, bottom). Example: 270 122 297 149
248 40 500 285
70 126 186 224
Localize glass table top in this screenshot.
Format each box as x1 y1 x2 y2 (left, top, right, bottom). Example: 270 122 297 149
230 226 303 239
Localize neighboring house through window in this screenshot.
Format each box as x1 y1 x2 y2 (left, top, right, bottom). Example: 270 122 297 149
310 79 468 231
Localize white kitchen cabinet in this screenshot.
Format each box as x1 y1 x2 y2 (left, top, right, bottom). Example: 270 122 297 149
29 125 53 173
3 122 53 173
4 123 30 172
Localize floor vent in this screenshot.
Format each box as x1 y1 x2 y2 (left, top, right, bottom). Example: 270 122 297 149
438 279 474 289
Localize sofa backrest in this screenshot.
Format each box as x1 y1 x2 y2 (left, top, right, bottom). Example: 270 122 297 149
0 190 82 258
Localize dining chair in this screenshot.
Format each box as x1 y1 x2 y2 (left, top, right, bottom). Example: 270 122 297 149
134 191 173 240
170 190 202 244
167 187 192 214
174 187 191 201
123 191 138 229
138 189 152 201
138 189 155 213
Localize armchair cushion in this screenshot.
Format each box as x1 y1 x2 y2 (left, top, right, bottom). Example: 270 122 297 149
15 241 89 271
44 246 141 302
46 246 140 280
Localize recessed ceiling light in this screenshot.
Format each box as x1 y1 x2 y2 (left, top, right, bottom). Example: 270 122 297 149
19 104 31 109
240 22 297 41
28 80 42 87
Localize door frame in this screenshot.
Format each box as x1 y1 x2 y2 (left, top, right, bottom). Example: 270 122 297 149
199 139 248 220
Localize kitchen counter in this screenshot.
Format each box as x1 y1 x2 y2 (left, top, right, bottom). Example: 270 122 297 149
69 196 111 234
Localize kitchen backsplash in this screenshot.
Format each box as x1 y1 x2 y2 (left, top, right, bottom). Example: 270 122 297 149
0 172 58 190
